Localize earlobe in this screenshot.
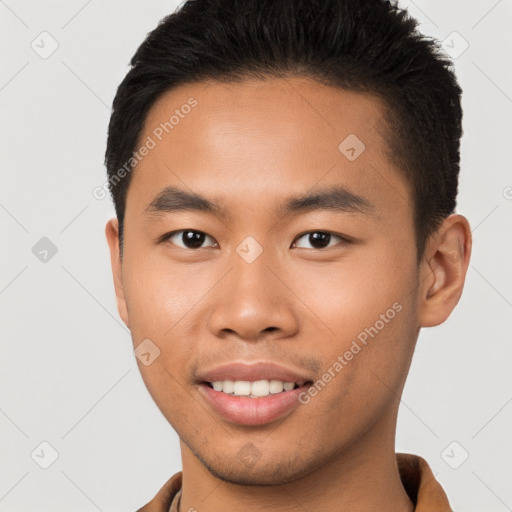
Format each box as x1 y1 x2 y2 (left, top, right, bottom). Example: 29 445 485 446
105 218 130 329
418 214 472 327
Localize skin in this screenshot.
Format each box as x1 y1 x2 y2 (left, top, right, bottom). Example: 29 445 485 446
105 76 472 512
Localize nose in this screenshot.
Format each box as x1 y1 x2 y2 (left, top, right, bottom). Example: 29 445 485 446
206 248 299 343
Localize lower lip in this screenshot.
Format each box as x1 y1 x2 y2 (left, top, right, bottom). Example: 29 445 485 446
198 383 309 426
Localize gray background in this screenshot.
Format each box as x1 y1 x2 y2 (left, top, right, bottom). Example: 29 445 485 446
1 0 511 510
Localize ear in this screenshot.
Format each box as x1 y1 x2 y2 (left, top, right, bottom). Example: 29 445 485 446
417 214 472 327
105 218 130 329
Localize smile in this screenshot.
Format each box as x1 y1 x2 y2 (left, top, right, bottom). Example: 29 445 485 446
207 379 305 397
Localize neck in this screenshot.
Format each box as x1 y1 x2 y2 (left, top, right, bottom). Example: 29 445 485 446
178 414 414 512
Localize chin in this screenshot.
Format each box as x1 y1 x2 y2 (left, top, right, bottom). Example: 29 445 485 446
190 442 320 486
208 464 308 486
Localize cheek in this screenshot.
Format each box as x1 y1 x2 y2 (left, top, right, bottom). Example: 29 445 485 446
293 249 415 338
122 253 207 340
295 245 418 392
122 254 216 391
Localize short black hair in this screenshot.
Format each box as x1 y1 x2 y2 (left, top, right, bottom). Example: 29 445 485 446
105 0 463 262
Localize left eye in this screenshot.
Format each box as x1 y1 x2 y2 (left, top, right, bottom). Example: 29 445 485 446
162 230 218 249
292 231 349 250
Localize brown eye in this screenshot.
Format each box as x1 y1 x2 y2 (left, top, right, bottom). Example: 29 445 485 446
162 230 217 249
293 231 349 250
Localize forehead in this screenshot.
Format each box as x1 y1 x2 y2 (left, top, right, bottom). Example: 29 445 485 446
126 77 412 220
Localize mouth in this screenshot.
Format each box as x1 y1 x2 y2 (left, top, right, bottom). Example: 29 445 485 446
198 379 314 426
195 361 315 425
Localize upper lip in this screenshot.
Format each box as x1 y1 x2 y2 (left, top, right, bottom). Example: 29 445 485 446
196 361 314 385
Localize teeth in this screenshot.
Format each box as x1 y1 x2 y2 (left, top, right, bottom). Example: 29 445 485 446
222 380 234 394
210 379 299 397
283 381 295 391
212 381 223 392
233 381 251 396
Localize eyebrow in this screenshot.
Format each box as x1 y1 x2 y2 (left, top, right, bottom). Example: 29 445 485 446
276 185 376 218
144 184 376 220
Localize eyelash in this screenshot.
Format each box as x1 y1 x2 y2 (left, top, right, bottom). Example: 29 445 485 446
158 229 352 250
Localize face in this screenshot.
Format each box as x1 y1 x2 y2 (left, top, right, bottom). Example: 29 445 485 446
108 77 426 484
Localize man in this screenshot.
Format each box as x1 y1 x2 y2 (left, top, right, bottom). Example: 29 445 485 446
104 0 471 510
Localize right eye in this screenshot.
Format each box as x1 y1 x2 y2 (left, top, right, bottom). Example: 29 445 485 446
159 229 219 250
